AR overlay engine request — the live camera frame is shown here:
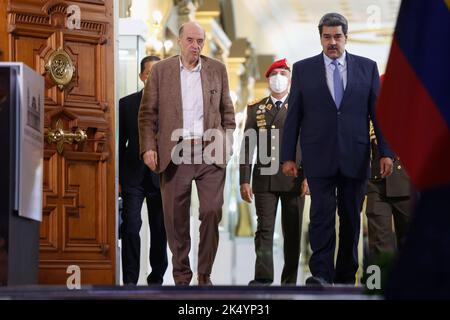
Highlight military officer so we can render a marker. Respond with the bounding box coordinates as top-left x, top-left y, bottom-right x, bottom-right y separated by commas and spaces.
240, 59, 305, 285
366, 119, 412, 258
